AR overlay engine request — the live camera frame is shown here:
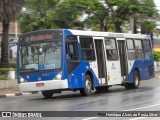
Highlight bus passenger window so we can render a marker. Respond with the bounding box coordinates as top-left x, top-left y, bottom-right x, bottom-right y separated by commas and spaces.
105, 38, 118, 60
143, 39, 151, 54
127, 39, 136, 60
135, 39, 144, 59
80, 37, 96, 61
